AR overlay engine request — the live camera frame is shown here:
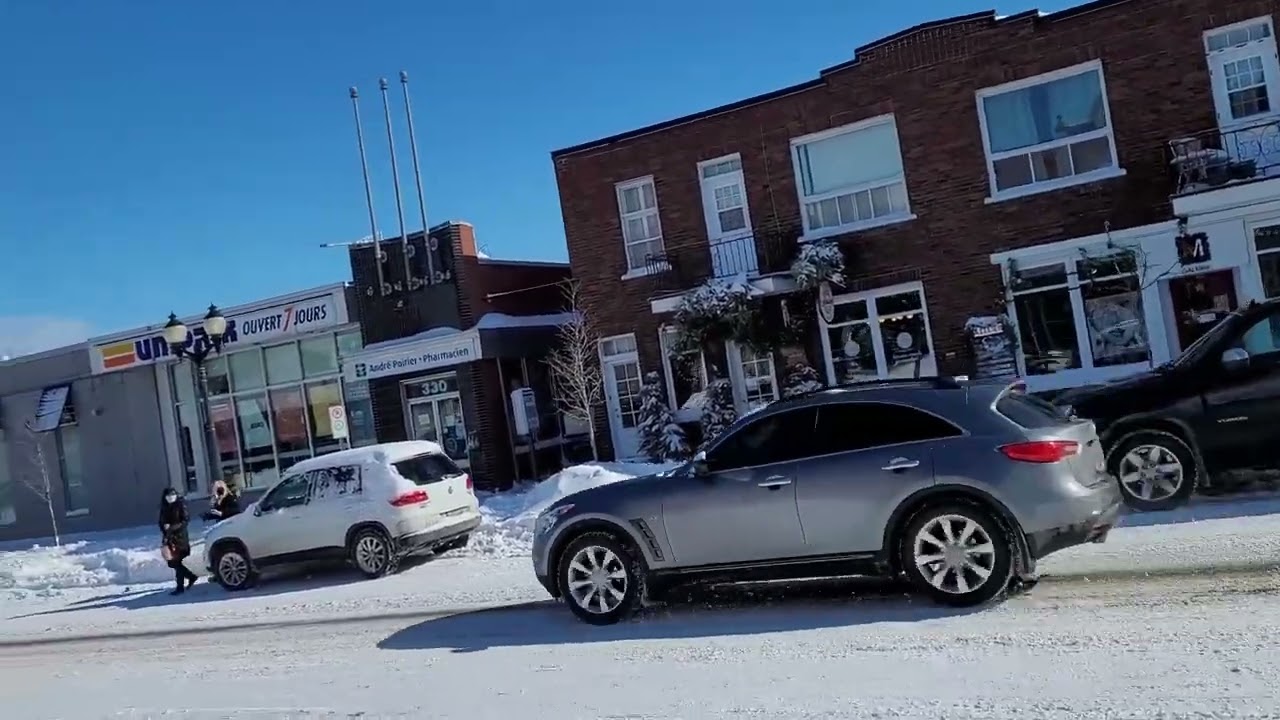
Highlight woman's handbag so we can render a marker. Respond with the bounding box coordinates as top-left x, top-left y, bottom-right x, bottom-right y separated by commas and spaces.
160, 542, 174, 562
